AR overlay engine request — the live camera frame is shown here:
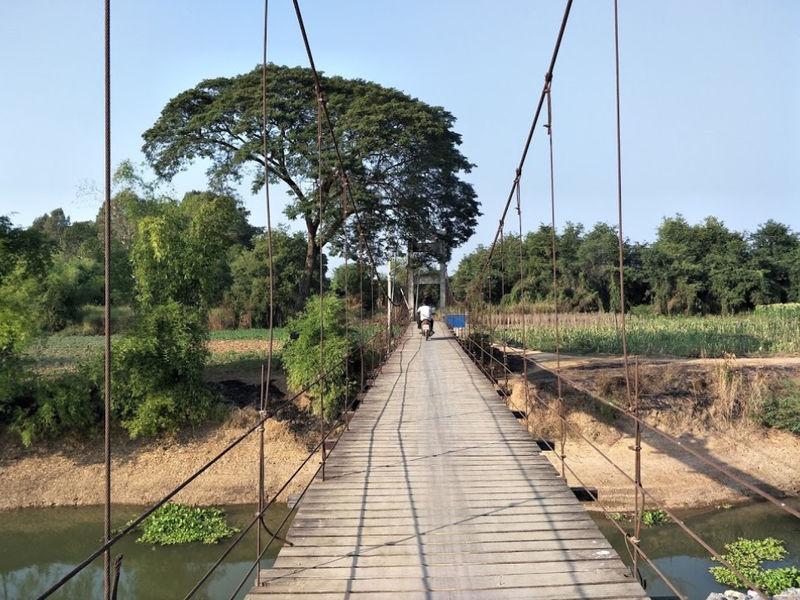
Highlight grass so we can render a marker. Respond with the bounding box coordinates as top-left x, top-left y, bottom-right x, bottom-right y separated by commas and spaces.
496, 311, 800, 358
209, 328, 287, 341
25, 328, 288, 373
